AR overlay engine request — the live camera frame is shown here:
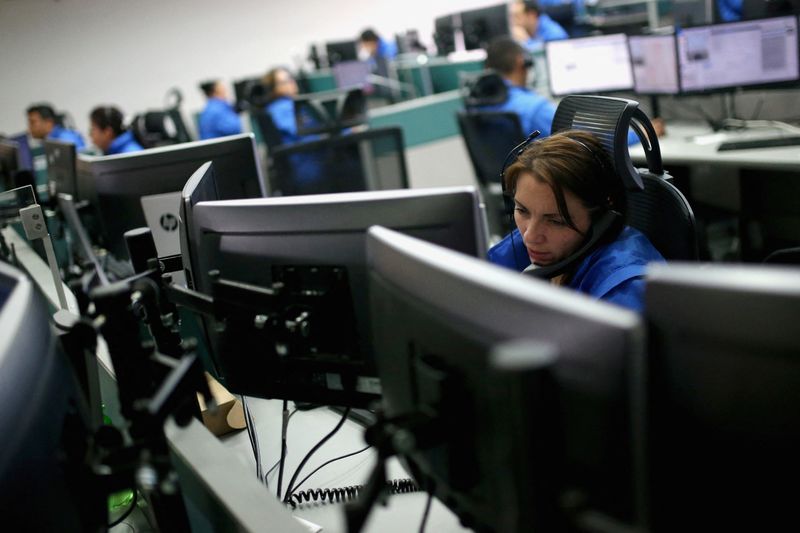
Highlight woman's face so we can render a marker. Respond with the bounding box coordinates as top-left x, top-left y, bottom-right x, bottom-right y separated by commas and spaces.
513, 171, 592, 266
